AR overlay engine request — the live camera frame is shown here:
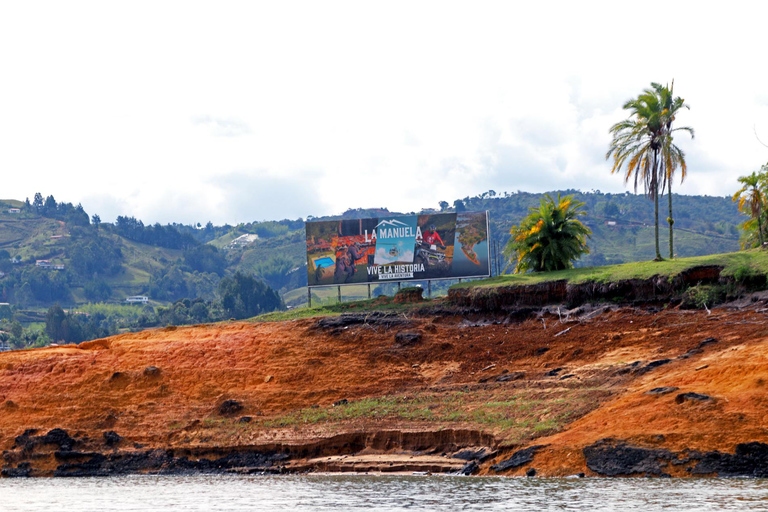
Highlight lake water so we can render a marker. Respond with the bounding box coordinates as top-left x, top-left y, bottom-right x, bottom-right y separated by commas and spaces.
3, 475, 768, 511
